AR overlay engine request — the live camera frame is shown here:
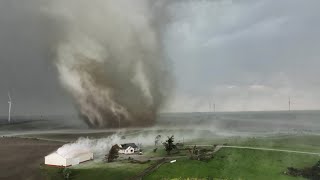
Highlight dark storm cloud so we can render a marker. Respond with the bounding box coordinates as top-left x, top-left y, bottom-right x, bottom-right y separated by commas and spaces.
0, 0, 74, 116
